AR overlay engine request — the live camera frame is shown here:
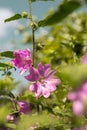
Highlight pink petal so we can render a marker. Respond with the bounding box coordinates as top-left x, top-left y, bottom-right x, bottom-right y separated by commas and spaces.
17, 101, 30, 114
81, 81, 87, 93
77, 91, 87, 102
29, 82, 42, 98
20, 68, 27, 75
25, 67, 39, 81
68, 92, 77, 101
73, 100, 84, 115
46, 69, 57, 80
38, 63, 50, 77
81, 53, 87, 65
42, 86, 50, 98
46, 78, 60, 92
